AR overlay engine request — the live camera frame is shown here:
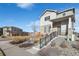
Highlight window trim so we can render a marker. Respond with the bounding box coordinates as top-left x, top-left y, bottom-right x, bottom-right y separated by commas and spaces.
45, 16, 50, 21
